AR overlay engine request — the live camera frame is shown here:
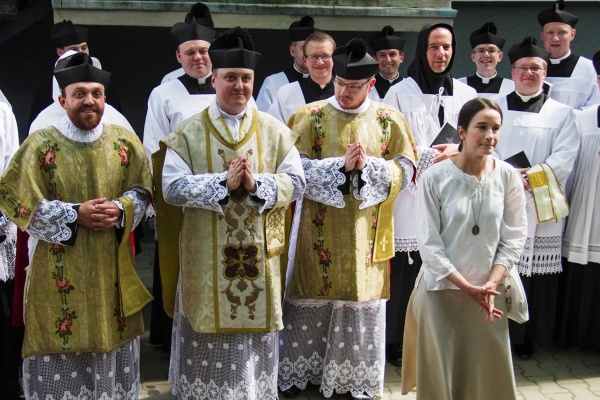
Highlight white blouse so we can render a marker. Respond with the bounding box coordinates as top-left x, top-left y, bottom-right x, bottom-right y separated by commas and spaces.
416, 158, 527, 291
